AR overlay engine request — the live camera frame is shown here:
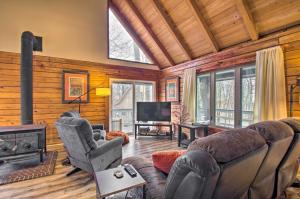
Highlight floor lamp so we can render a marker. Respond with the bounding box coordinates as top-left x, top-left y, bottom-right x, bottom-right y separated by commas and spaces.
289, 77, 300, 188
68, 87, 111, 113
